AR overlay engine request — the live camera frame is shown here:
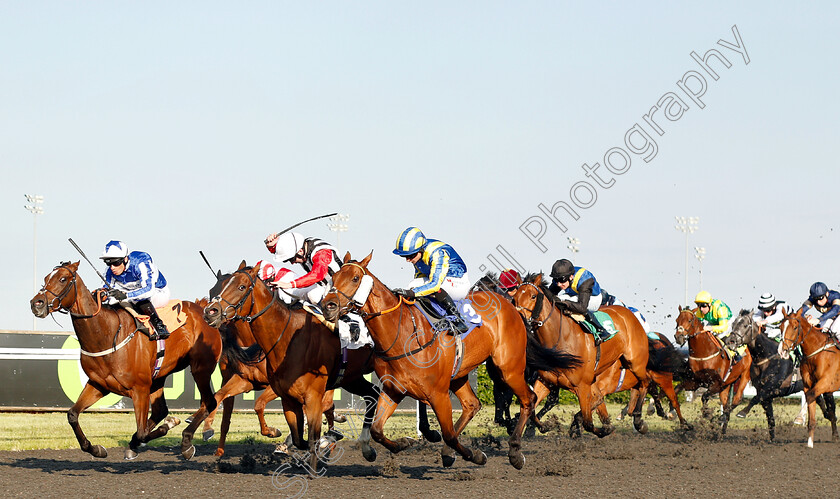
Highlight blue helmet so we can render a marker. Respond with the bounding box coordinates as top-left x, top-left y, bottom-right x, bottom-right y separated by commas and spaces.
393, 227, 426, 256
810, 282, 829, 301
